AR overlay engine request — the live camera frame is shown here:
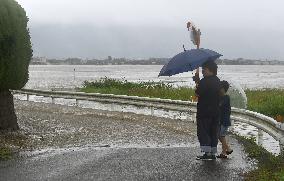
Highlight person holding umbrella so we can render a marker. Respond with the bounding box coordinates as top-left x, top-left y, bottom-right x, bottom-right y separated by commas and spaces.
158, 21, 222, 160
195, 60, 221, 160
187, 21, 221, 160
